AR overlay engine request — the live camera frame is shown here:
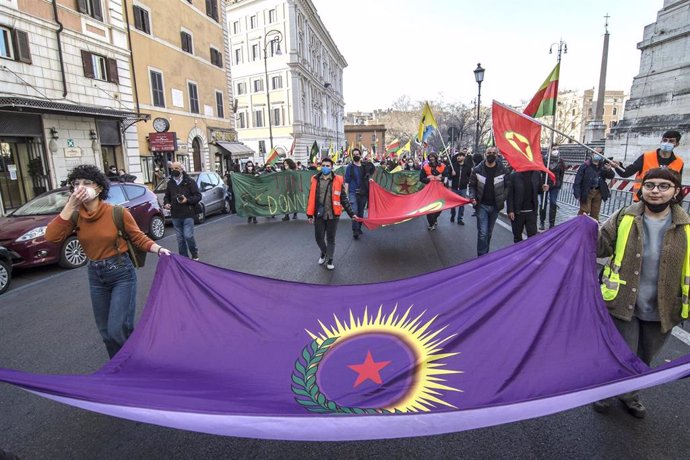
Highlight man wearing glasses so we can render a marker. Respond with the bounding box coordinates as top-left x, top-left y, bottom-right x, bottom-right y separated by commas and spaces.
163, 162, 202, 261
